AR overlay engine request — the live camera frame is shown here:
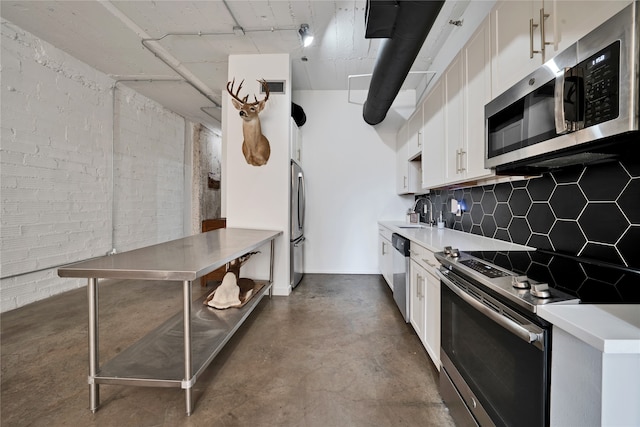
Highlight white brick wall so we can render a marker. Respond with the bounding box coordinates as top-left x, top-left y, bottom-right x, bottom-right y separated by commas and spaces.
1, 21, 188, 312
